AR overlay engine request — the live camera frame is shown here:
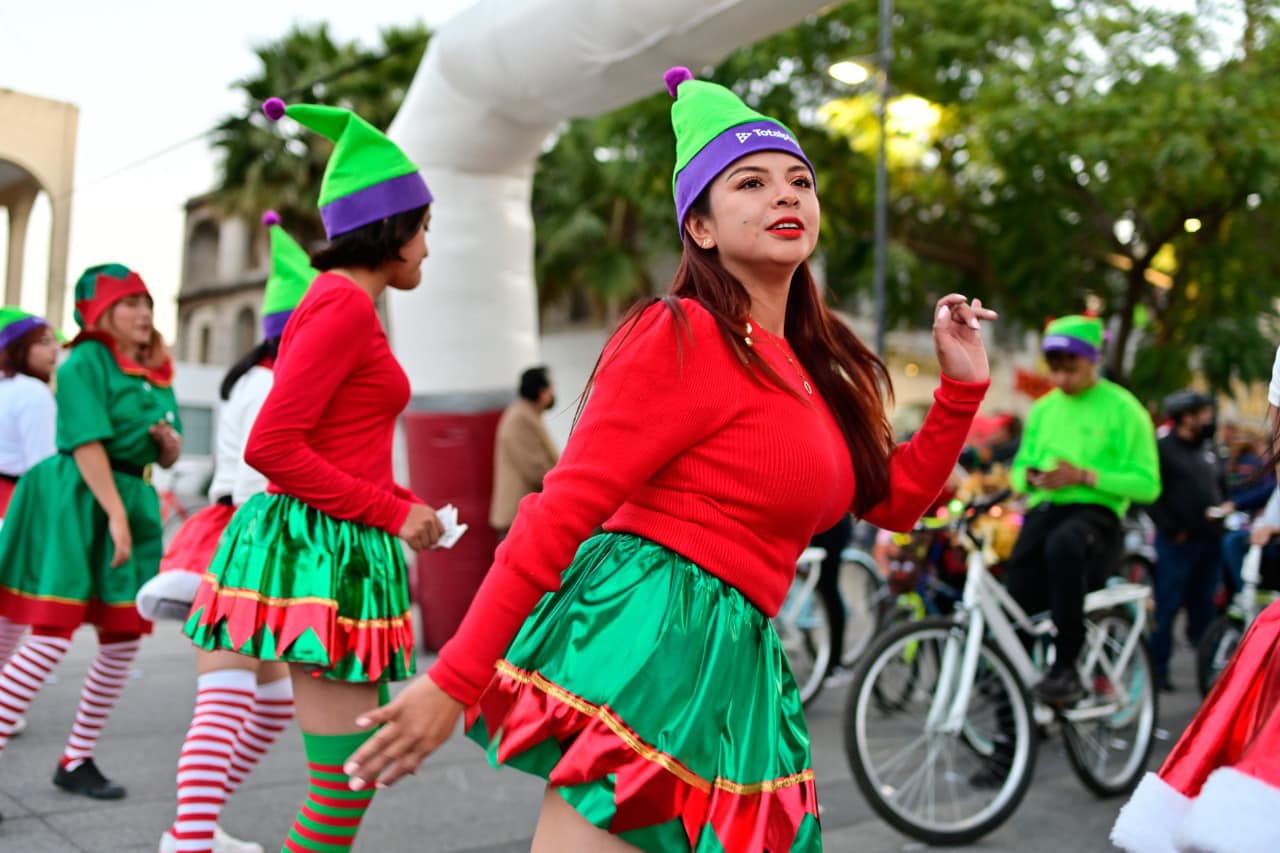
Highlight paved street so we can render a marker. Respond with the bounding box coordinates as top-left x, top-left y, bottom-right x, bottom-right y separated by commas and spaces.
0, 620, 1199, 852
